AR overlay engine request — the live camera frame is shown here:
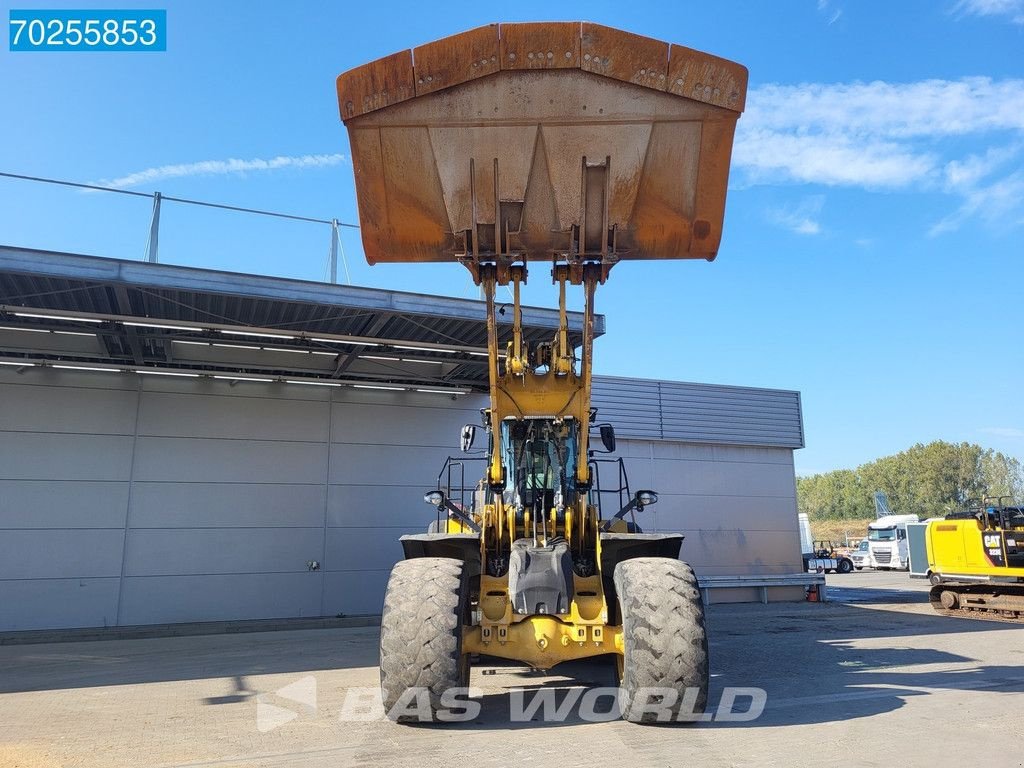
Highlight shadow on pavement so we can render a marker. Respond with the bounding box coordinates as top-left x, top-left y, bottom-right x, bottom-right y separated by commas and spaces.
2, 580, 1022, 736
0, 625, 380, 694
443, 598, 1024, 729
